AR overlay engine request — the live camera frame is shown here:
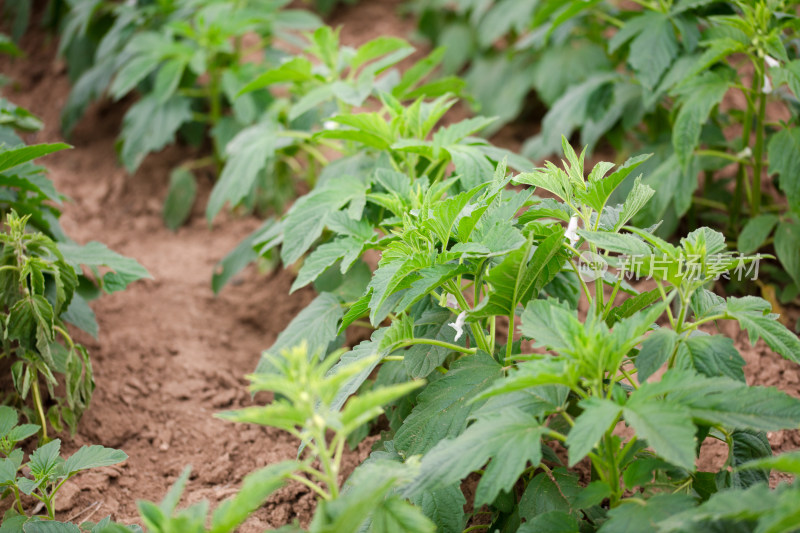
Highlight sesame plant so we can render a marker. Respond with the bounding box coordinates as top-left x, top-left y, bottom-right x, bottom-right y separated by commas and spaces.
0, 406, 132, 529
204, 25, 467, 229
253, 137, 800, 531
57, 0, 320, 229
135, 343, 430, 533
210, 28, 524, 291
410, 0, 800, 306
